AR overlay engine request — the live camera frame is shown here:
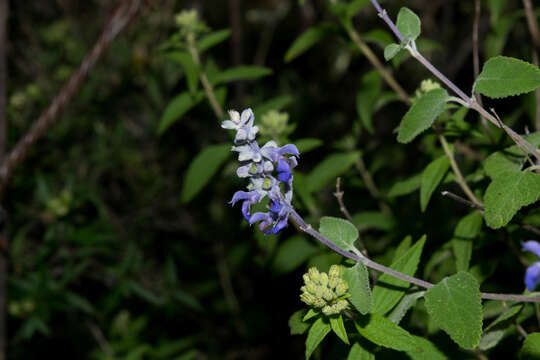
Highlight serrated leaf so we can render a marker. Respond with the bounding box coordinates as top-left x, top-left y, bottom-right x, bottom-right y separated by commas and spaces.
347, 341, 375, 360
384, 43, 402, 61
484, 170, 540, 229
520, 332, 540, 359
484, 132, 540, 179
371, 236, 426, 314
474, 56, 540, 98
158, 92, 204, 134
397, 89, 449, 143
396, 7, 421, 41
180, 144, 231, 203
295, 138, 323, 153
408, 336, 448, 360
166, 52, 200, 94
424, 271, 483, 349
420, 156, 450, 212
342, 262, 372, 314
330, 315, 349, 344
289, 309, 310, 335
354, 313, 418, 352
197, 29, 231, 52
452, 212, 483, 272
387, 290, 425, 324
305, 318, 331, 360
272, 236, 319, 275
388, 173, 422, 197
306, 152, 360, 192
284, 23, 336, 62
212, 66, 272, 85
319, 217, 358, 252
